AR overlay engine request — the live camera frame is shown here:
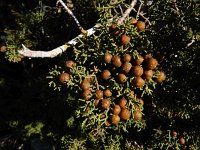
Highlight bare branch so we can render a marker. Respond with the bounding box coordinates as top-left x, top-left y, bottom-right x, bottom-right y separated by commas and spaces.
136, 0, 143, 20
18, 24, 100, 58
57, 0, 81, 28
186, 36, 195, 48
132, 8, 151, 25
118, 4, 124, 16
117, 0, 137, 25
